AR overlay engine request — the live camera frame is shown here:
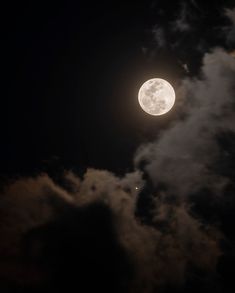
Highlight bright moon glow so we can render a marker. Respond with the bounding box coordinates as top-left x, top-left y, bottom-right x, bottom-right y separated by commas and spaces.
138, 78, 175, 116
